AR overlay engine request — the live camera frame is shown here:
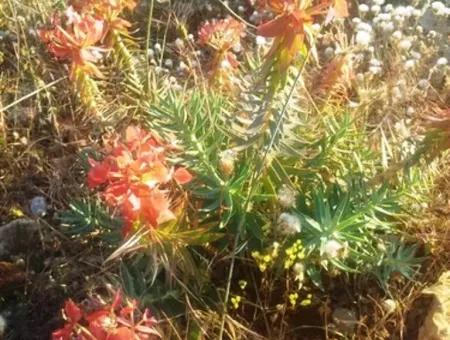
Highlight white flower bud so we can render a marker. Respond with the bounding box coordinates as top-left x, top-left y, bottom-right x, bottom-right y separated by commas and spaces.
382, 22, 395, 33
357, 22, 372, 32
355, 31, 372, 47
404, 59, 415, 69
174, 38, 184, 49
417, 79, 429, 89
164, 59, 173, 68
359, 4, 369, 13
392, 30, 402, 39
398, 39, 412, 50
293, 262, 305, 282
371, 5, 381, 14
436, 57, 448, 66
